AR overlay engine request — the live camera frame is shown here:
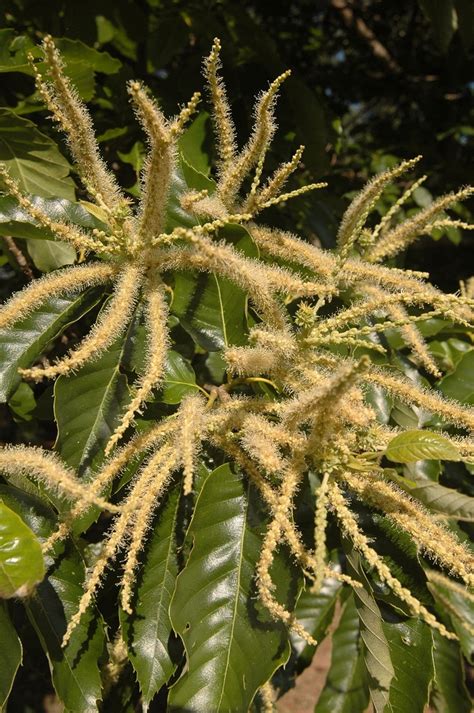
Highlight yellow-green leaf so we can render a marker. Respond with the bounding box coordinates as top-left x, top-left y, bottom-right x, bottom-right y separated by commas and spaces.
386, 430, 460, 463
